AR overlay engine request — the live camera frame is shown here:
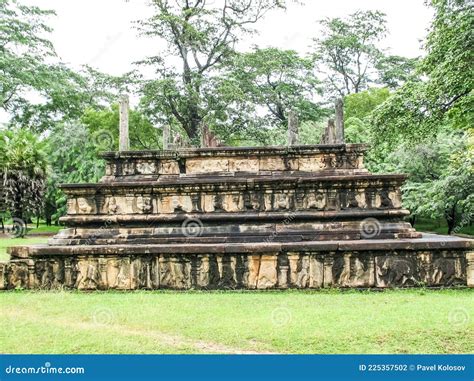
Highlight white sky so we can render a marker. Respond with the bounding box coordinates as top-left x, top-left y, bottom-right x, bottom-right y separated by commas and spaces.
2, 0, 433, 121
28, 0, 433, 73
